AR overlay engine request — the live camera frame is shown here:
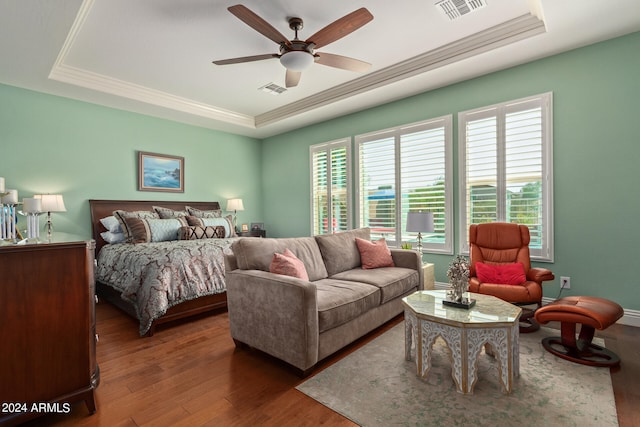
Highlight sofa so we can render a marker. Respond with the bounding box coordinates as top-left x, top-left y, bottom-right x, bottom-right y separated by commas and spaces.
224, 228, 424, 375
